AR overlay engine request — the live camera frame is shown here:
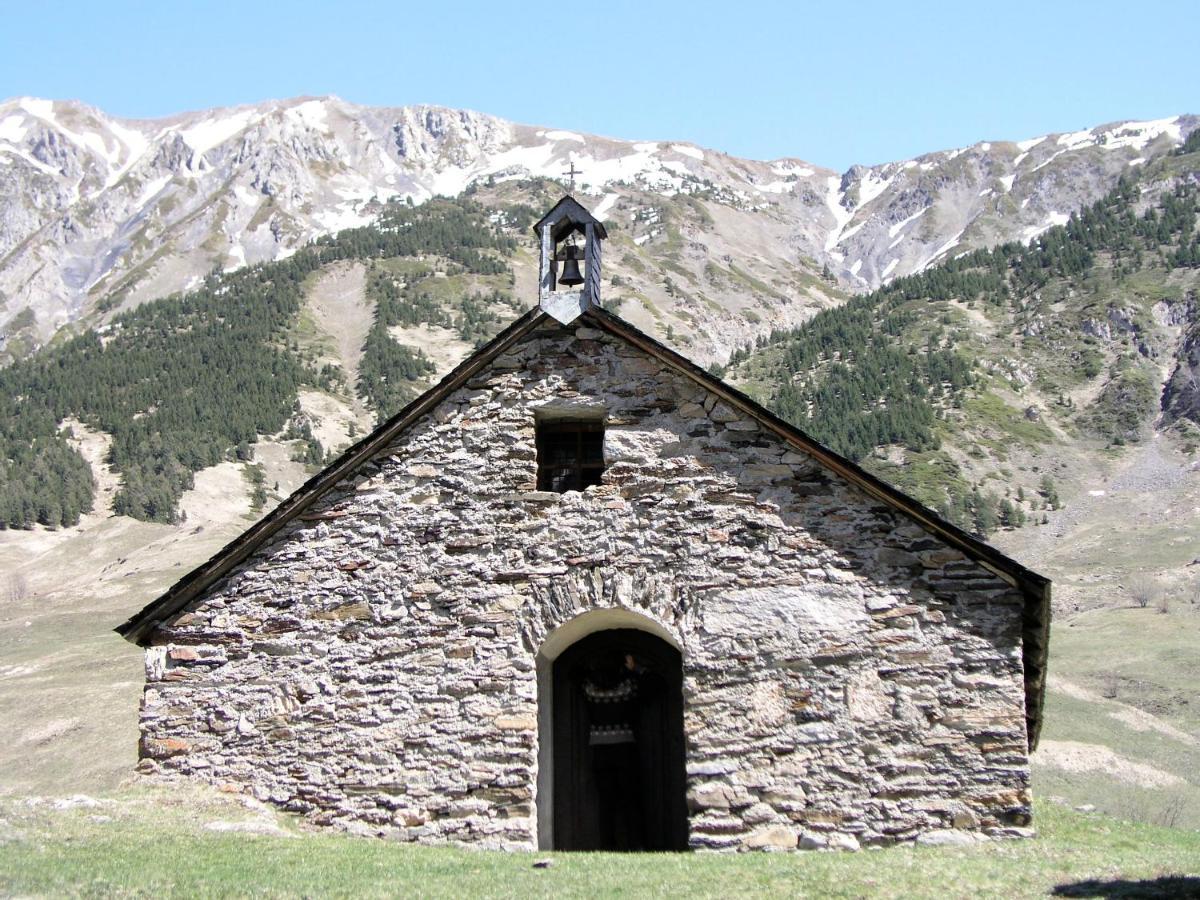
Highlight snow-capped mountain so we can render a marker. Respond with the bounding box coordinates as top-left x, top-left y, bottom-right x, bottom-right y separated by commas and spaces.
1, 95, 1194, 357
